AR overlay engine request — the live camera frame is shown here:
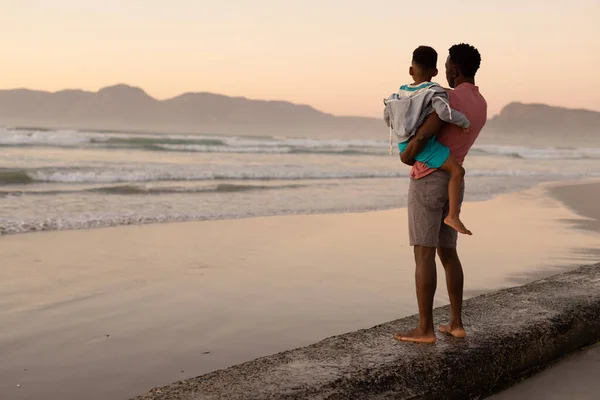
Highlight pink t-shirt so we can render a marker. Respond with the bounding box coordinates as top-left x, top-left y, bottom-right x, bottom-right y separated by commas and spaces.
410, 82, 487, 179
